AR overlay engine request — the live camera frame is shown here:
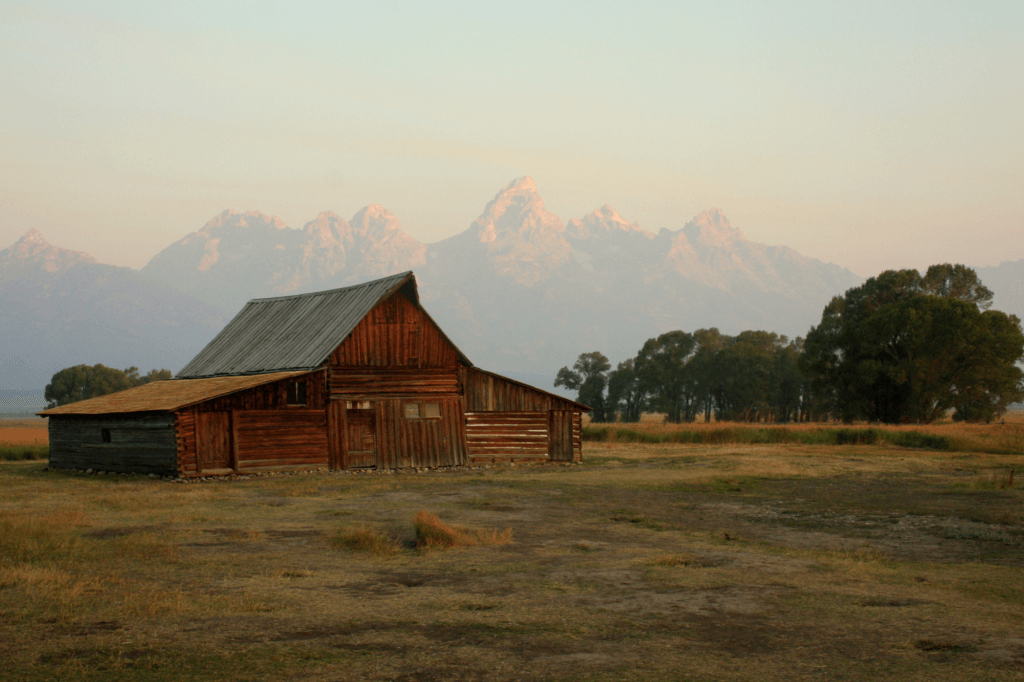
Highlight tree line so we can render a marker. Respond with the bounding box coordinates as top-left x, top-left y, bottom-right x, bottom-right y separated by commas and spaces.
556, 265, 1024, 424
